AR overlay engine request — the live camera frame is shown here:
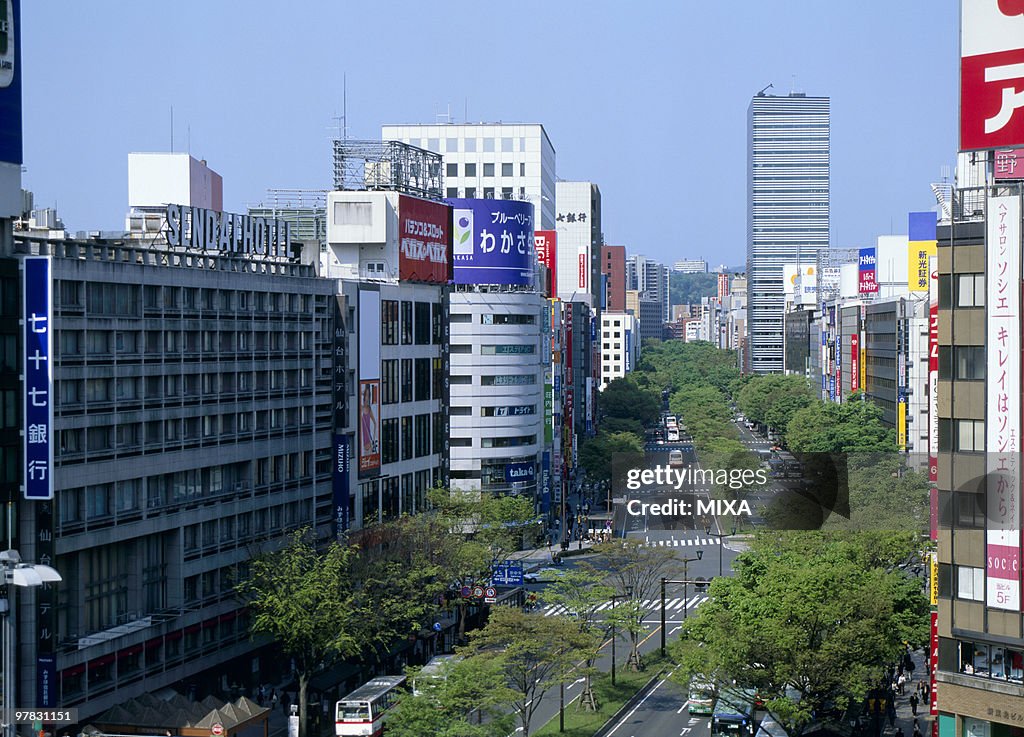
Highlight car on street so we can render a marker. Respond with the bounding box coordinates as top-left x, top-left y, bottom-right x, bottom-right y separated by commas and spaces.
523, 567, 562, 583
